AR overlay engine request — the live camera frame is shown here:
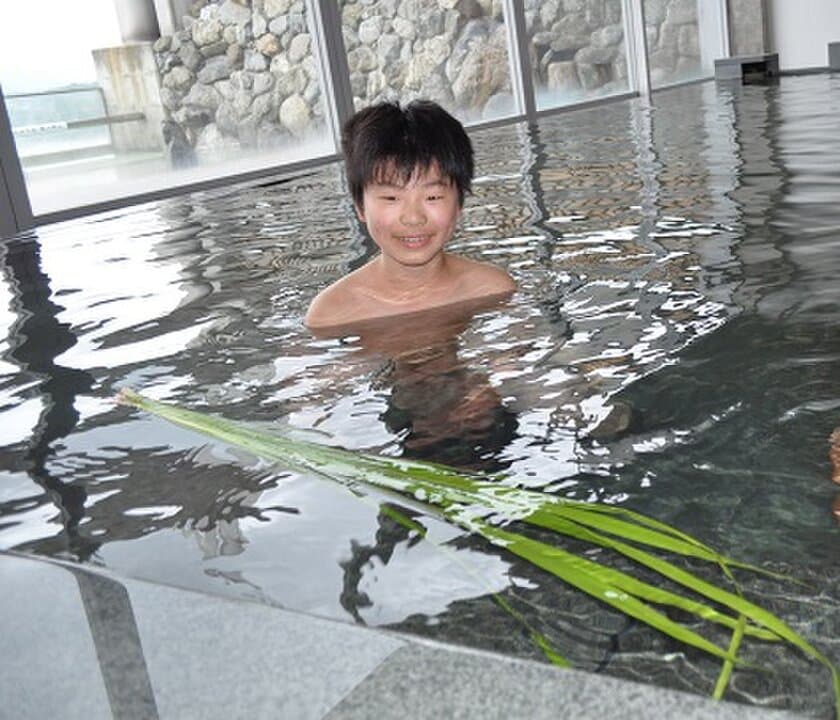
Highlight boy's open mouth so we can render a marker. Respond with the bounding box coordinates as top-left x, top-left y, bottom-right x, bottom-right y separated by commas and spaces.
398, 235, 433, 248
